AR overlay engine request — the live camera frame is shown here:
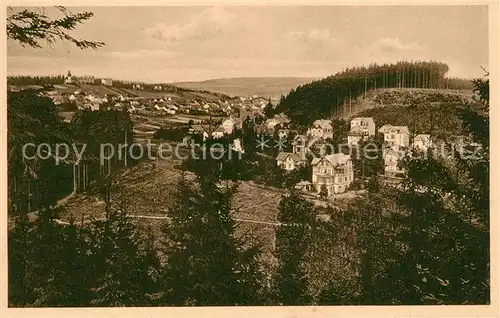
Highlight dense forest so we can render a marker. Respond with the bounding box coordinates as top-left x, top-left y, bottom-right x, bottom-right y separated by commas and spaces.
8, 75, 66, 86
275, 61, 474, 125
7, 89, 136, 214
